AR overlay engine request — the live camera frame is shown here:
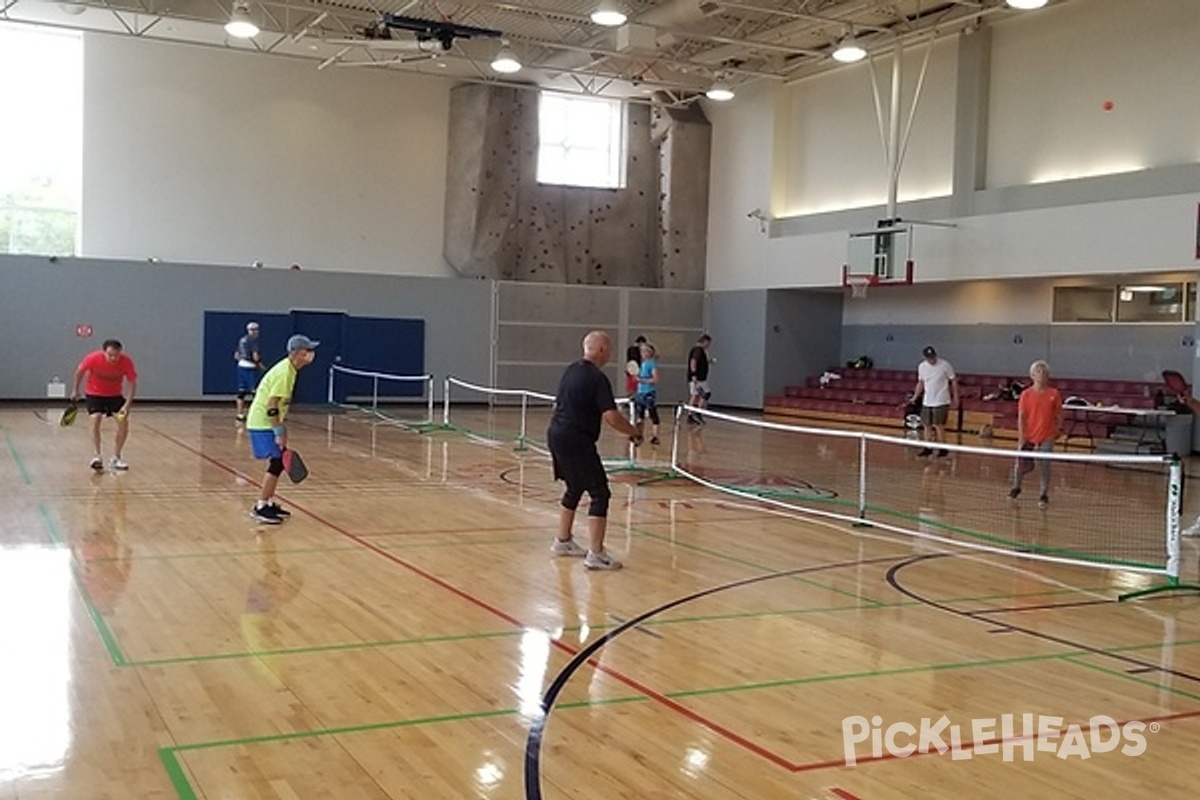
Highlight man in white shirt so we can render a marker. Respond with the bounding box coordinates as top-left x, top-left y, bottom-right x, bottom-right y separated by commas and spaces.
911, 345, 959, 457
